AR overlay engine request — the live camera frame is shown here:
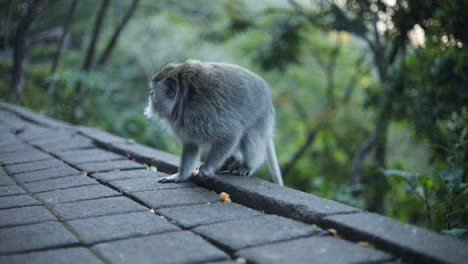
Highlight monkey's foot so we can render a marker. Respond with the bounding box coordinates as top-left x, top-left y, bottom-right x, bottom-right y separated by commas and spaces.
196, 164, 213, 181
158, 174, 189, 183
235, 164, 251, 176
218, 156, 242, 173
